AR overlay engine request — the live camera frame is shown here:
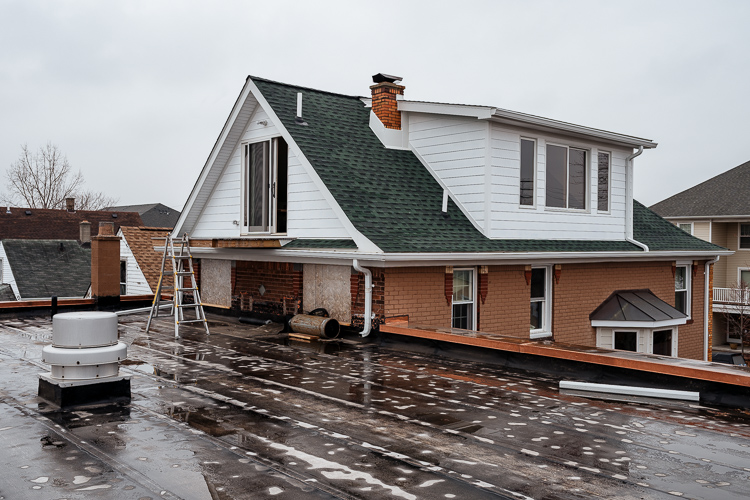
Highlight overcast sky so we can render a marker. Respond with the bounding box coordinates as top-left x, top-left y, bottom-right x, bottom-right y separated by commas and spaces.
1, 0, 748, 213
